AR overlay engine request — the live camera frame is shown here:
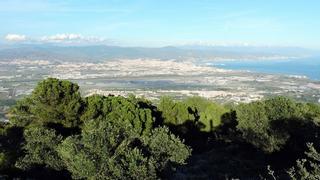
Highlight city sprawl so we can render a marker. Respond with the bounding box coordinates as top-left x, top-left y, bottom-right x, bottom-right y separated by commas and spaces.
1, 59, 319, 108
